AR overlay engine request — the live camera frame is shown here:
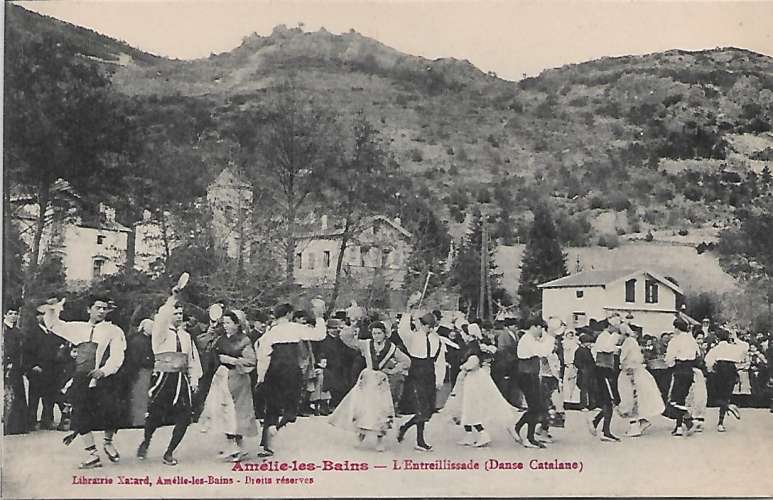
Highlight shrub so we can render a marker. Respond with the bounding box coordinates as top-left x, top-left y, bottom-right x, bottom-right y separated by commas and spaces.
410, 148, 424, 162
598, 233, 620, 249
645, 230, 654, 241
678, 229, 689, 236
